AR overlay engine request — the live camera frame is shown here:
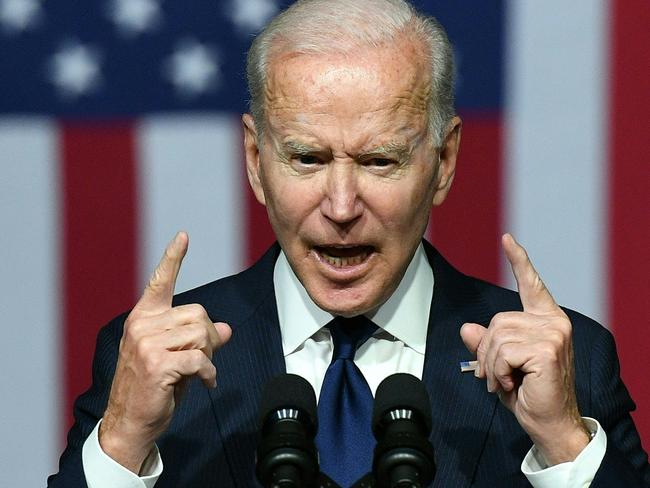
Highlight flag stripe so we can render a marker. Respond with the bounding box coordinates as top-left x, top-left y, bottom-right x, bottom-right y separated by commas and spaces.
62, 122, 139, 429
243, 124, 277, 265
428, 115, 502, 285
137, 115, 246, 295
504, 0, 608, 322
0, 119, 61, 484
245, 187, 277, 265
608, 0, 650, 450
